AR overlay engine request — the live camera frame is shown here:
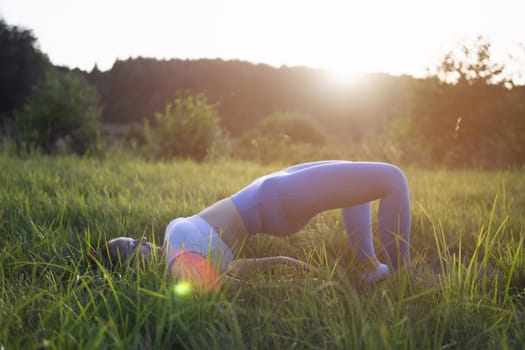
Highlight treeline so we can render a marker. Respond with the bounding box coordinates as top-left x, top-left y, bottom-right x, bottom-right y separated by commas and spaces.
85, 53, 525, 167
1, 17, 524, 167
87, 58, 406, 137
